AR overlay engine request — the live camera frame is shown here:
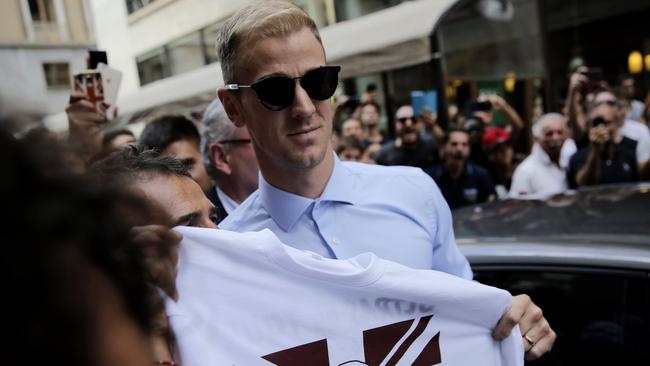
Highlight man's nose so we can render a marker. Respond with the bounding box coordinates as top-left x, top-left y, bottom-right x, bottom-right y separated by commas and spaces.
291, 82, 316, 118
198, 216, 218, 229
